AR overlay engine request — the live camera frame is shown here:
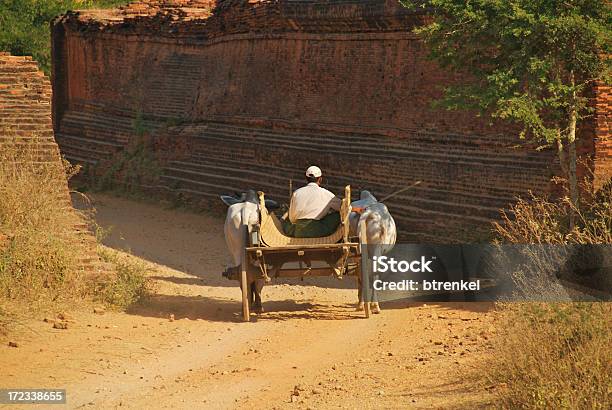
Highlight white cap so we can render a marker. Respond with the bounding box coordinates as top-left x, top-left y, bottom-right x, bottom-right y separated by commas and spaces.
305, 165, 322, 178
